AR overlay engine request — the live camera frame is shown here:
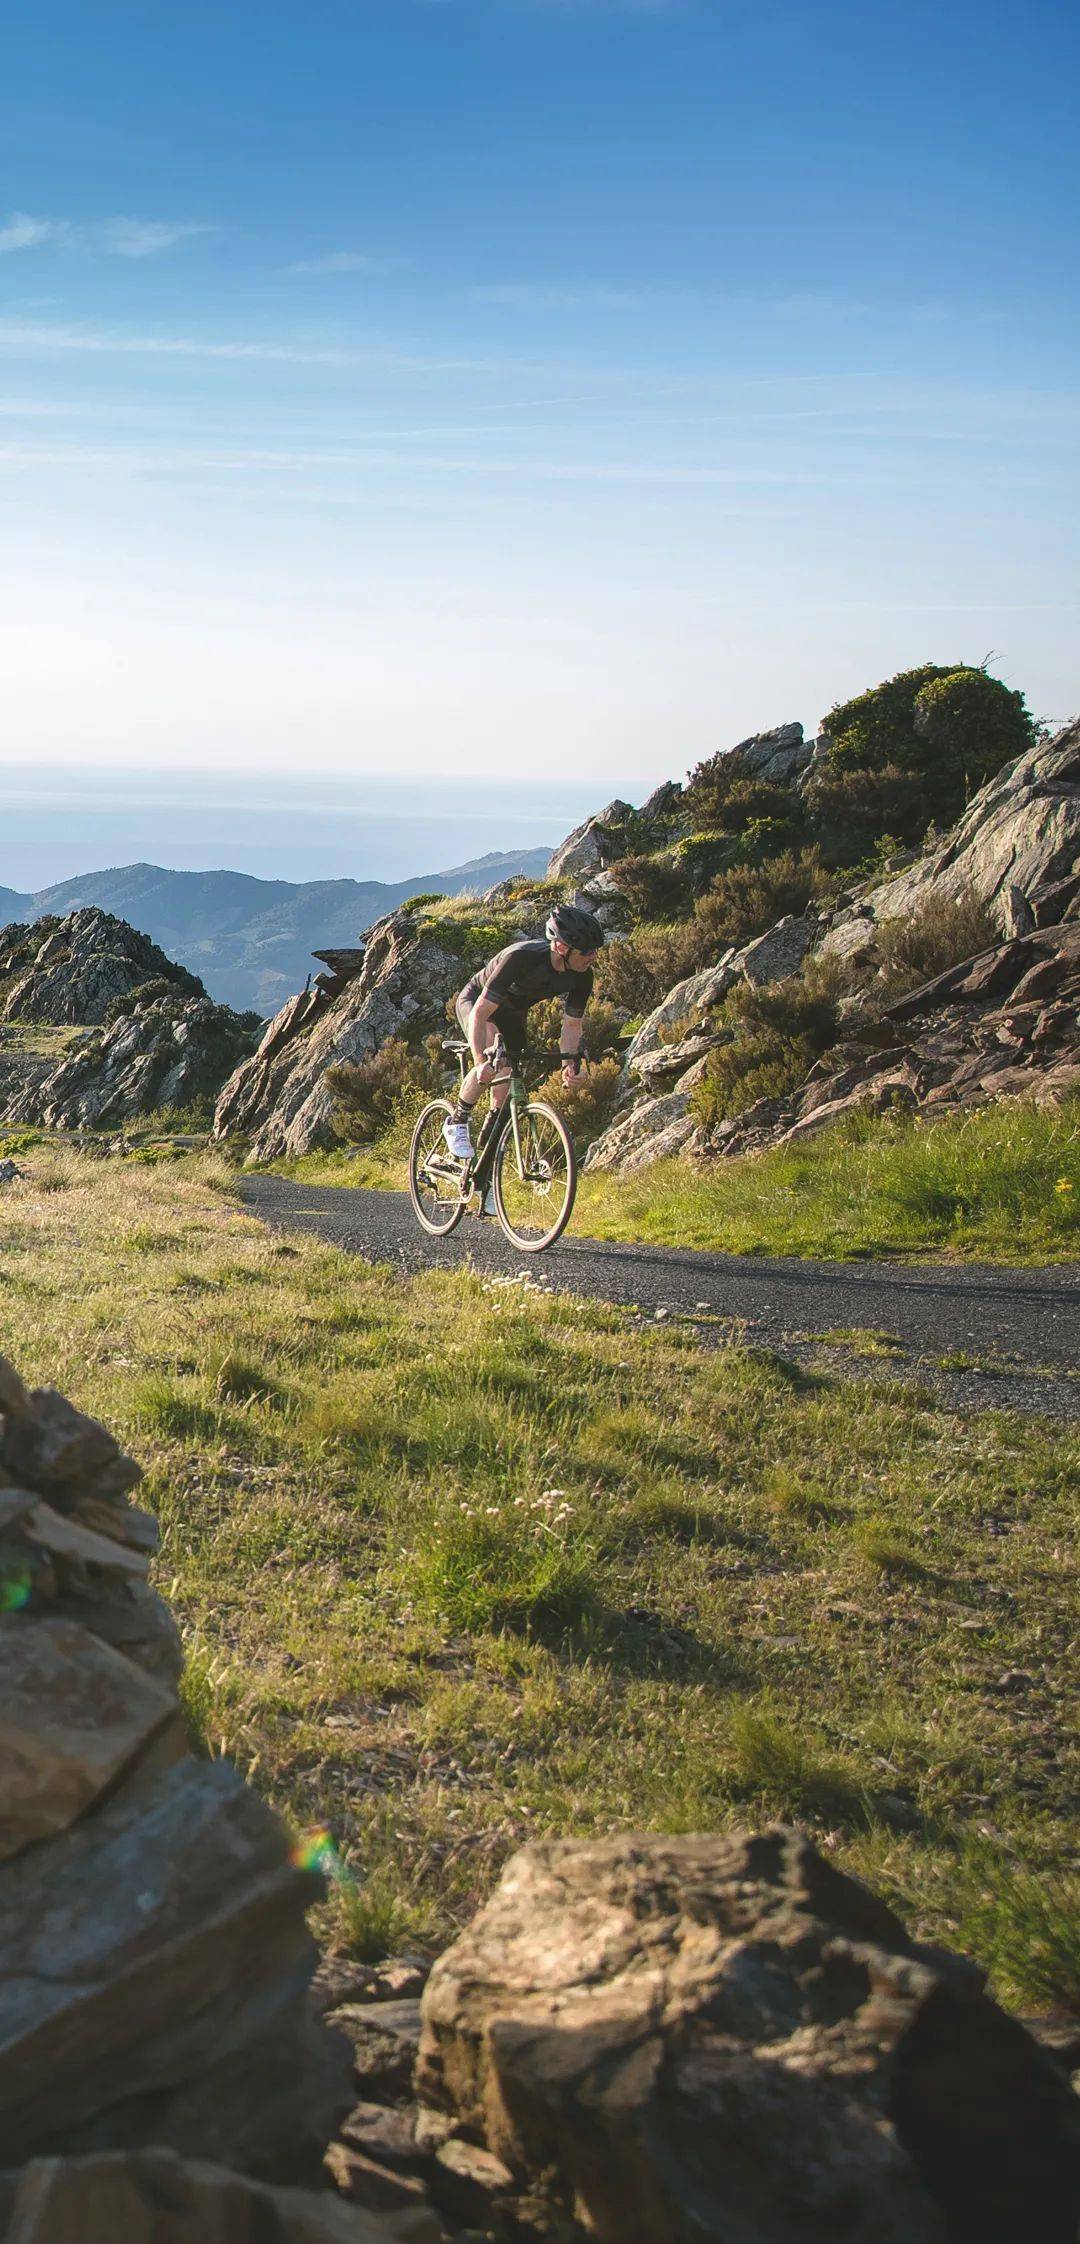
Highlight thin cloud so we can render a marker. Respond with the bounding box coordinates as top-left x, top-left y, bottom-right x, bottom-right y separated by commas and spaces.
287, 250, 407, 276
99, 219, 215, 259
474, 282, 643, 310
0, 211, 213, 259
0, 213, 69, 253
